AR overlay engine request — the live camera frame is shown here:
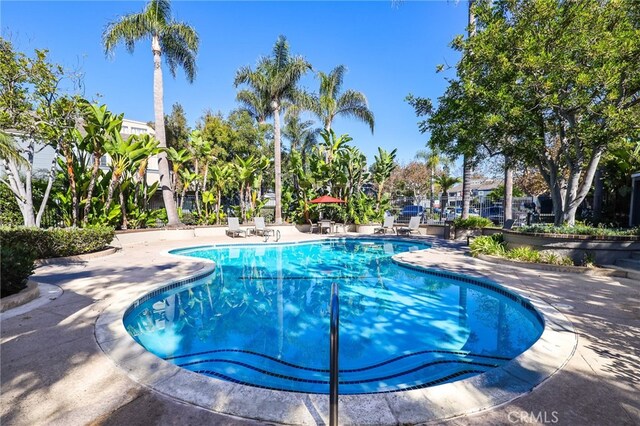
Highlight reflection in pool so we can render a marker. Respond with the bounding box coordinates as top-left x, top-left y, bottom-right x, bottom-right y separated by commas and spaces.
124, 239, 543, 394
